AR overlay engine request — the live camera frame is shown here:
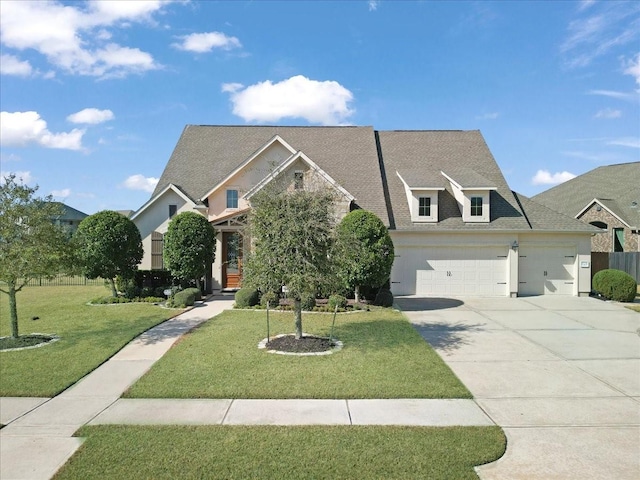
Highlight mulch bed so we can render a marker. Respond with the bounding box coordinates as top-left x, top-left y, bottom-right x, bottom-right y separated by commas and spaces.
266, 335, 336, 353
